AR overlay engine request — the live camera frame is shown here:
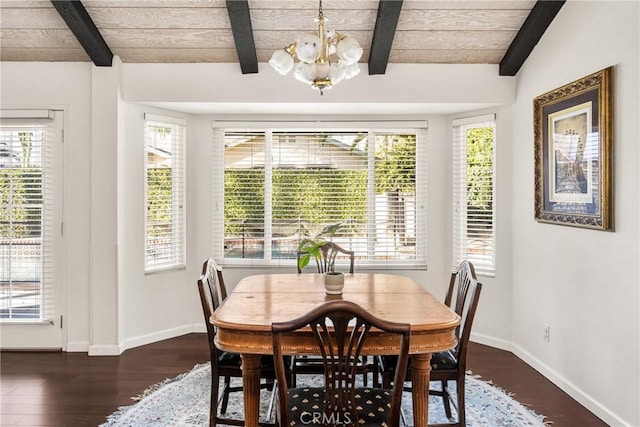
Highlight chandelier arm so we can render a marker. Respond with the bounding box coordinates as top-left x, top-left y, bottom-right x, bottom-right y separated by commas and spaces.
332, 32, 347, 43
284, 43, 296, 57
